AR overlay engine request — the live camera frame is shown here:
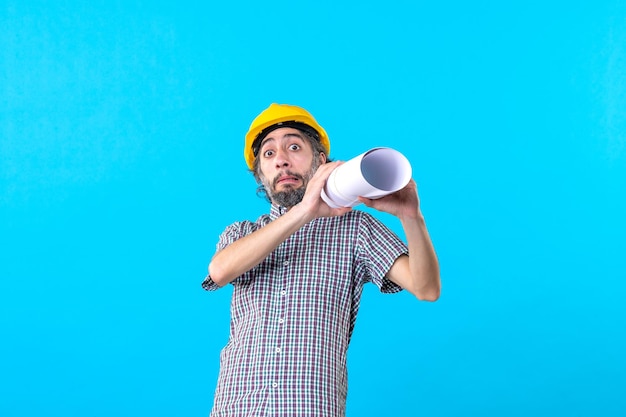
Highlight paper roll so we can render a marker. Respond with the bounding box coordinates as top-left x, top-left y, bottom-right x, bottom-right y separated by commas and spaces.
320, 147, 412, 208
